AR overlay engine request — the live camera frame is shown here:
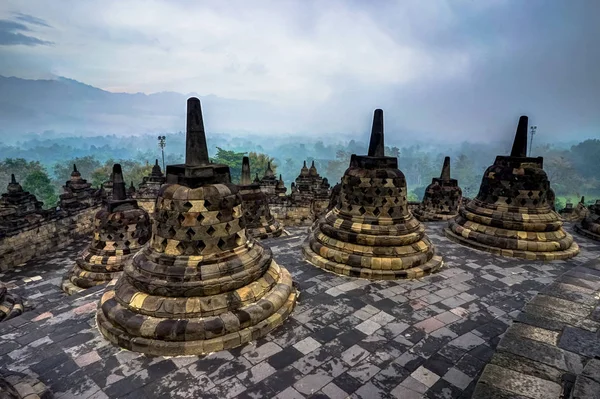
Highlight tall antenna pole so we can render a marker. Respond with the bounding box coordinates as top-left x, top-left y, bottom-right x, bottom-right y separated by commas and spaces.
528, 126, 537, 157
158, 135, 166, 171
